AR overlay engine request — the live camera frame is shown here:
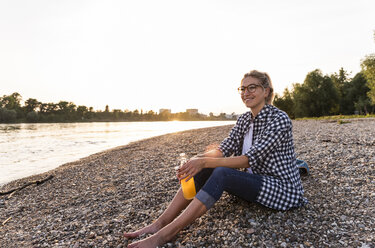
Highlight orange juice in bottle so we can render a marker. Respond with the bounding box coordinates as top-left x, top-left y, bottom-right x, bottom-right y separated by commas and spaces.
178, 153, 196, 200
181, 176, 196, 200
